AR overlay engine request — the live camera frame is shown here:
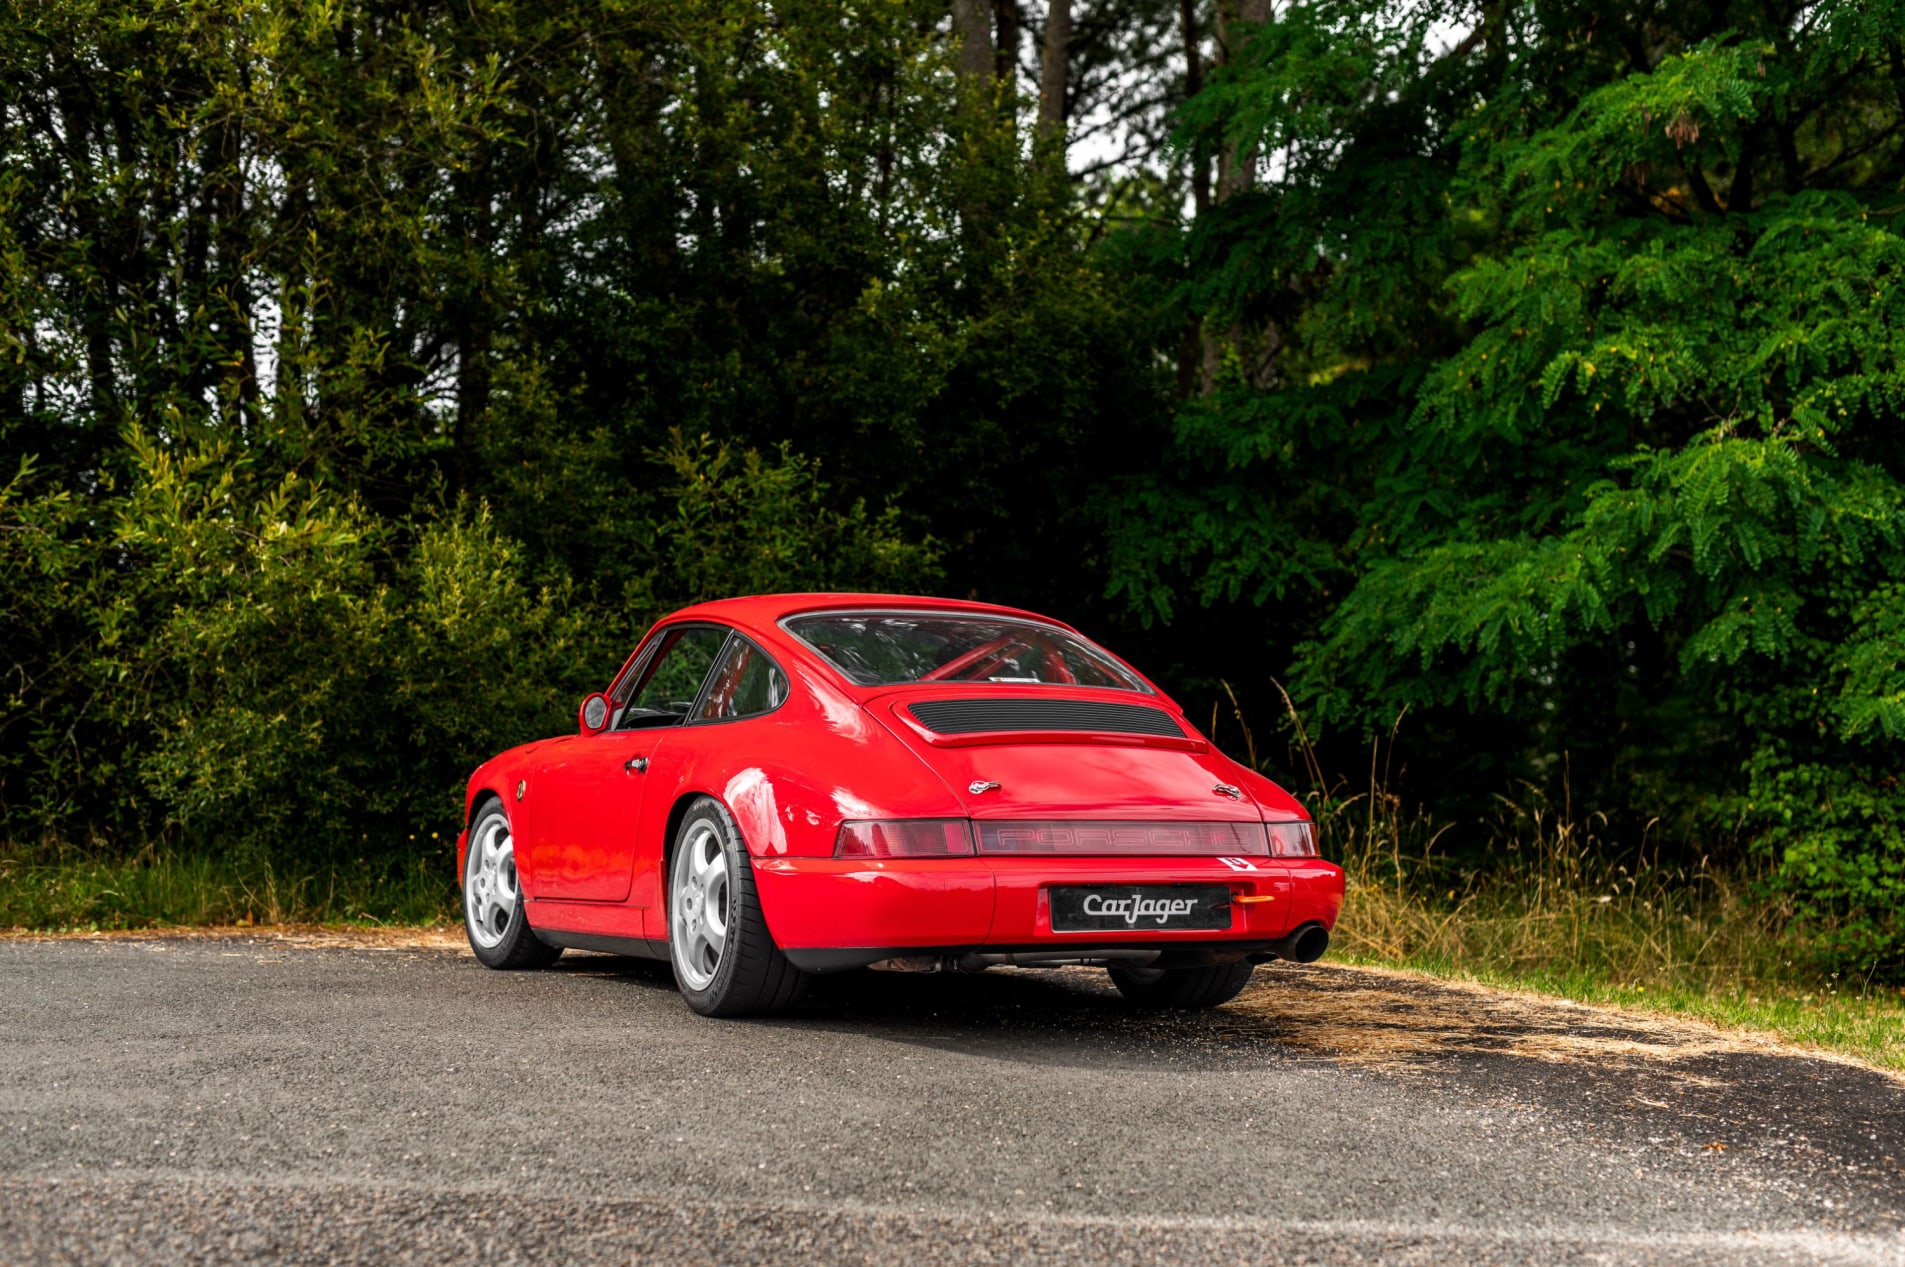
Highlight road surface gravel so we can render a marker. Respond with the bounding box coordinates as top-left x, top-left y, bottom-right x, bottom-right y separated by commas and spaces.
1, 934, 1900, 1265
